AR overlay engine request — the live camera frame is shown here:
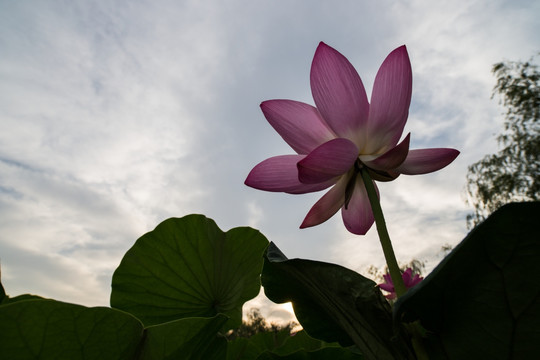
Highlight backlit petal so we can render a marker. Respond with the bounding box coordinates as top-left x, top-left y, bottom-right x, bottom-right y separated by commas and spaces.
395, 148, 459, 175
341, 178, 378, 235
360, 133, 410, 171
245, 155, 336, 194
410, 274, 423, 287
300, 175, 348, 228
365, 46, 412, 153
261, 100, 336, 154
402, 268, 412, 285
310, 42, 369, 146
298, 138, 359, 184
378, 283, 395, 292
